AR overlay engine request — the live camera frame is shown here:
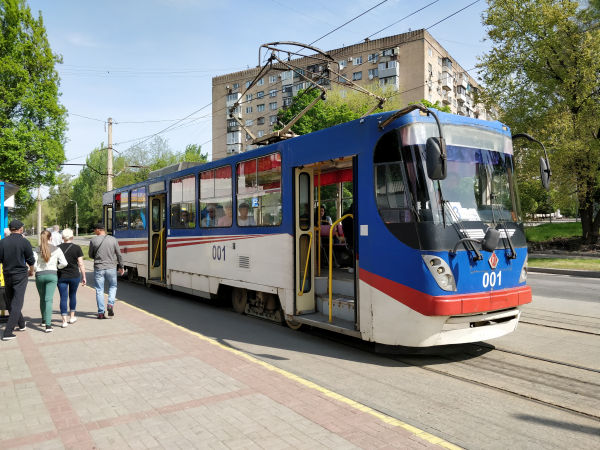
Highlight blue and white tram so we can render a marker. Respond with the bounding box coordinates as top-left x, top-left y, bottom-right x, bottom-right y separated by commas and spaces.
104, 107, 534, 348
